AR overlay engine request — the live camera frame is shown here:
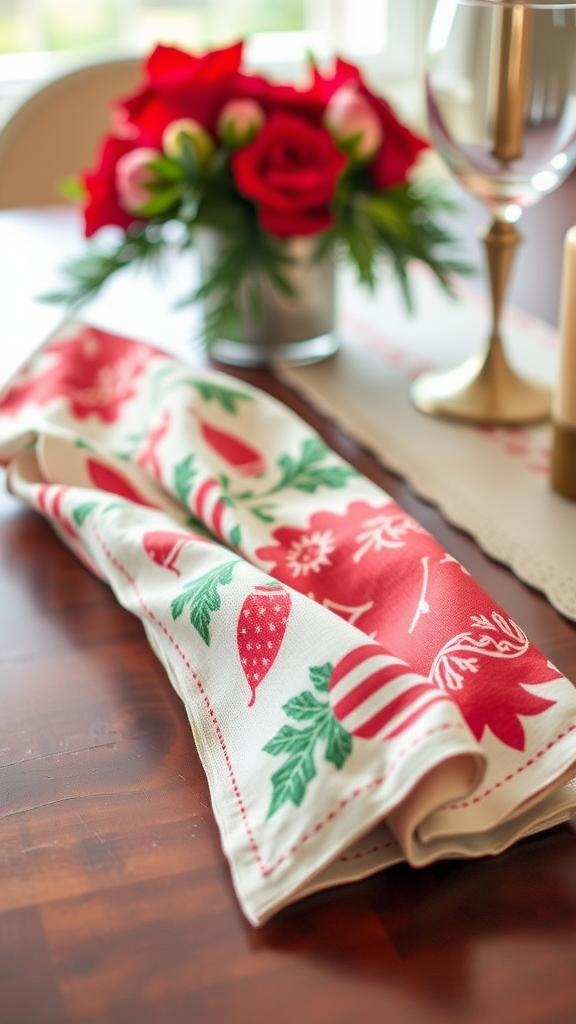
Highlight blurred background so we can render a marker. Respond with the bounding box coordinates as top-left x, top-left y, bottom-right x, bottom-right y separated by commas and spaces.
0, 0, 435, 125
0, 0, 573, 325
